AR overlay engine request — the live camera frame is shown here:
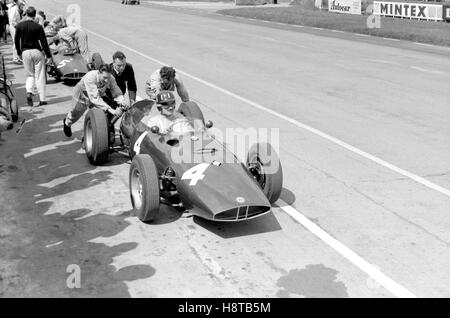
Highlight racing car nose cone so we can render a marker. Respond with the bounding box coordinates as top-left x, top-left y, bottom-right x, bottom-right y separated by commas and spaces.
236, 197, 246, 204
